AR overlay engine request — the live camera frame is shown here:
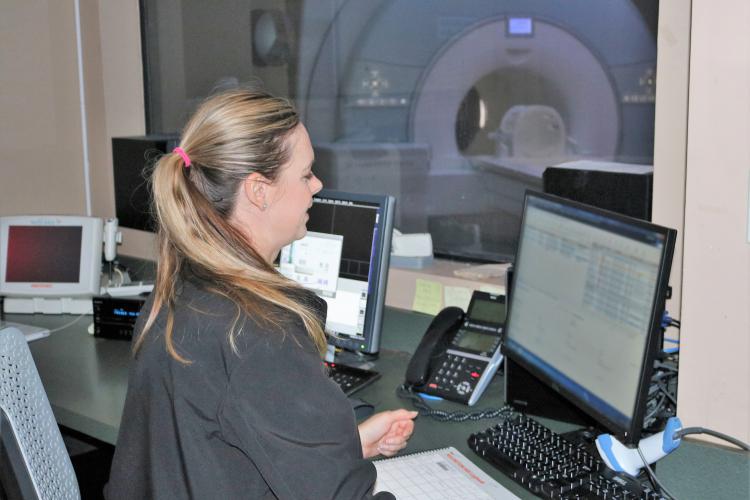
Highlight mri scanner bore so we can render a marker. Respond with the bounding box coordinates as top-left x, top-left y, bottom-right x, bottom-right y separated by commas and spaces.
141, 0, 659, 262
